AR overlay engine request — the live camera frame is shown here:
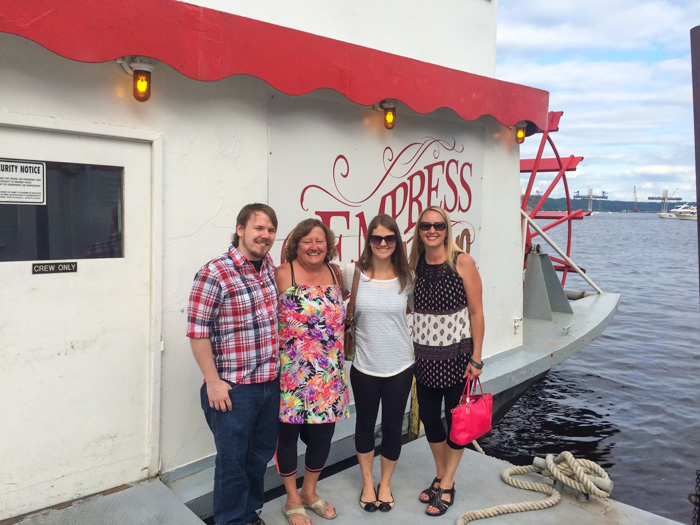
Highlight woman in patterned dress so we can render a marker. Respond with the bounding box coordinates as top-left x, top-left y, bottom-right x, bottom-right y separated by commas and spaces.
275, 218, 350, 525
408, 206, 485, 517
